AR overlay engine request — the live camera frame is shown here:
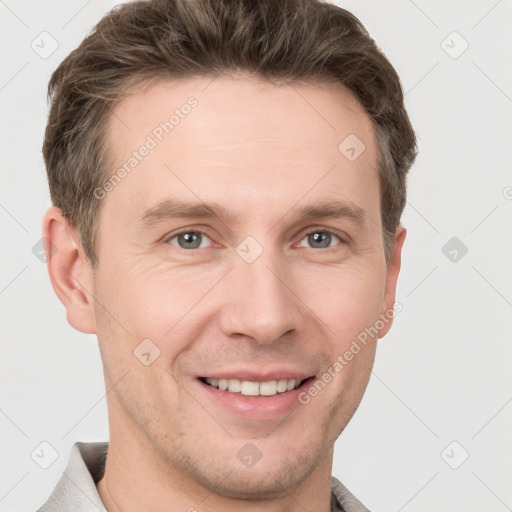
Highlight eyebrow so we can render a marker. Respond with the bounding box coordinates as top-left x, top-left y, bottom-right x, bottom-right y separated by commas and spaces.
137, 198, 367, 229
